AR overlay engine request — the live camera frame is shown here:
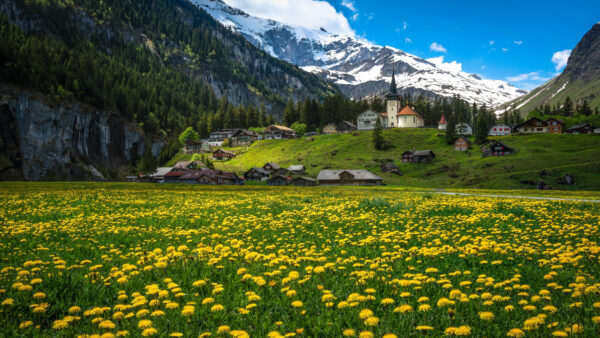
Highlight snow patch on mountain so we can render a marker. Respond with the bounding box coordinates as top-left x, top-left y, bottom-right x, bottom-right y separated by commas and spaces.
191, 0, 527, 107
